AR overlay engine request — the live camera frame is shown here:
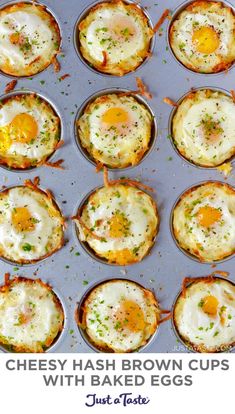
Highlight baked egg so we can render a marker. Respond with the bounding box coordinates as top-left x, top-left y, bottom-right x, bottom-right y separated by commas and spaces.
169, 1, 235, 73
172, 182, 235, 262
0, 182, 64, 264
77, 92, 154, 168
0, 2, 61, 77
74, 180, 159, 265
77, 279, 161, 352
0, 275, 64, 353
77, 0, 153, 76
0, 93, 61, 169
173, 276, 235, 353
171, 89, 235, 167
